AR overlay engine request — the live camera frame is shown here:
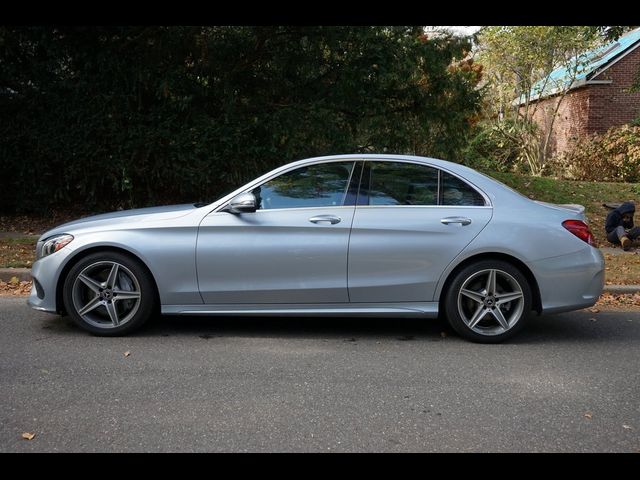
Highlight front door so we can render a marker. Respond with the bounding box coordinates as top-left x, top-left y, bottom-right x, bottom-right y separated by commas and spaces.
197, 161, 357, 304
